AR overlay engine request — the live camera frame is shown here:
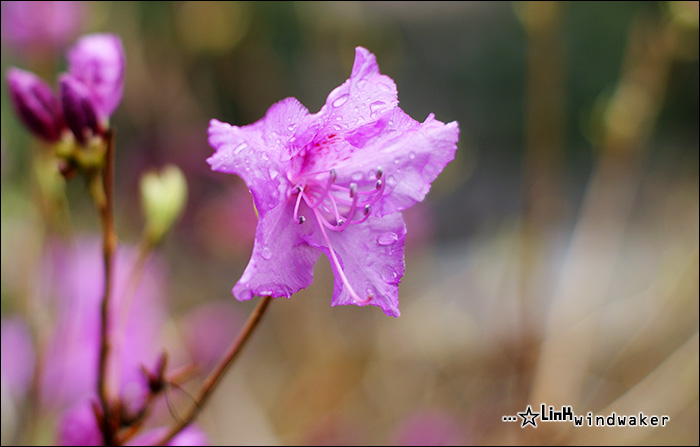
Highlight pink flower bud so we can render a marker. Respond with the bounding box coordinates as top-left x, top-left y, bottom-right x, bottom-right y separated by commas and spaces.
60, 74, 100, 144
6, 67, 65, 142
